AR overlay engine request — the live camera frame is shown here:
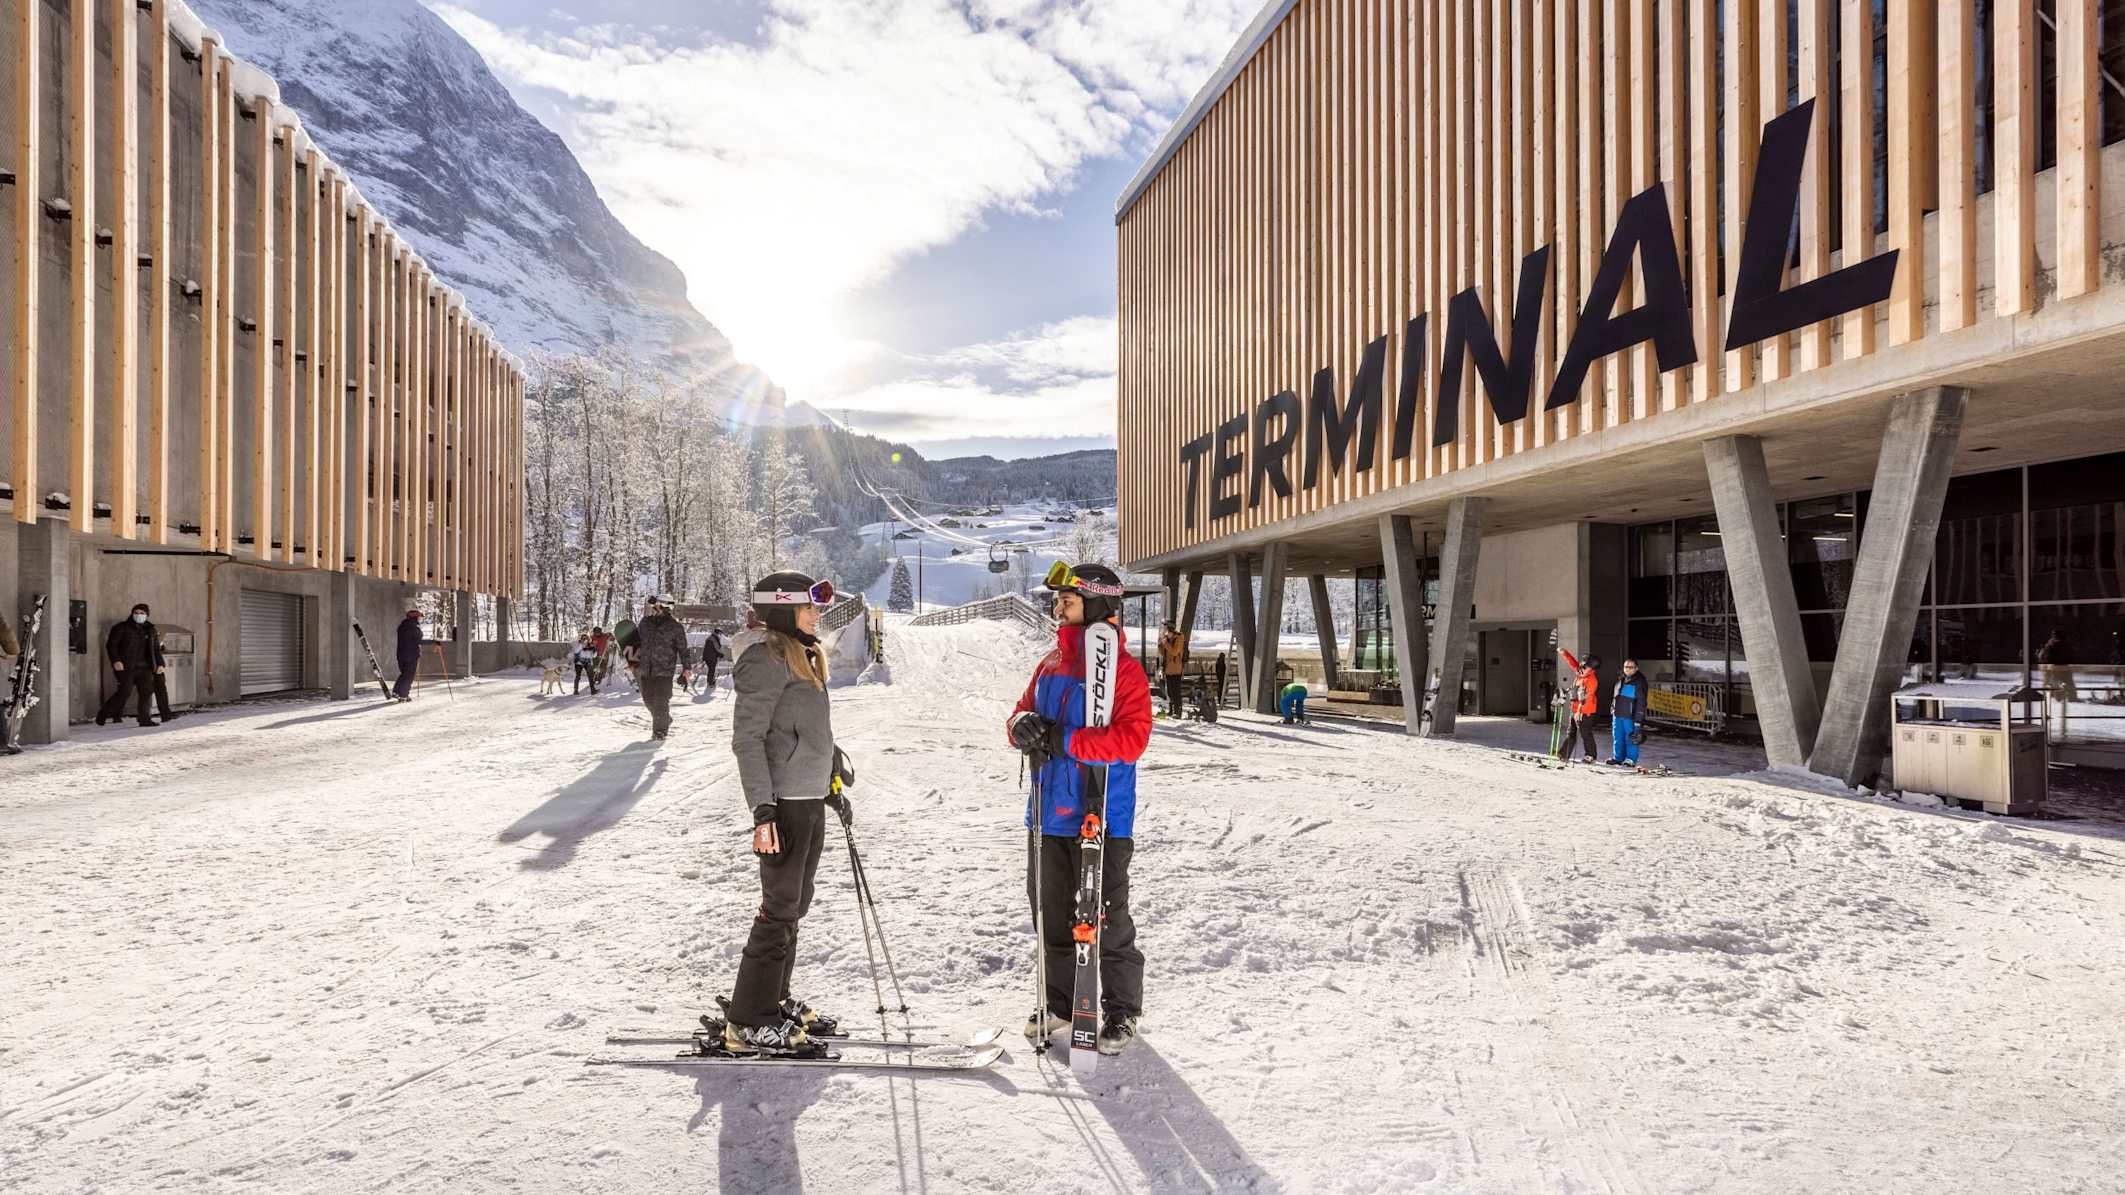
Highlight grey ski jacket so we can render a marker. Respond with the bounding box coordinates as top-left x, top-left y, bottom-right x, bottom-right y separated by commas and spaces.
730, 637, 835, 810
